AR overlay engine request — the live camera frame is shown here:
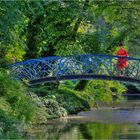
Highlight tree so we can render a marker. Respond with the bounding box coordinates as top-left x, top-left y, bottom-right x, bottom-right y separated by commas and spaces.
0, 1, 26, 61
